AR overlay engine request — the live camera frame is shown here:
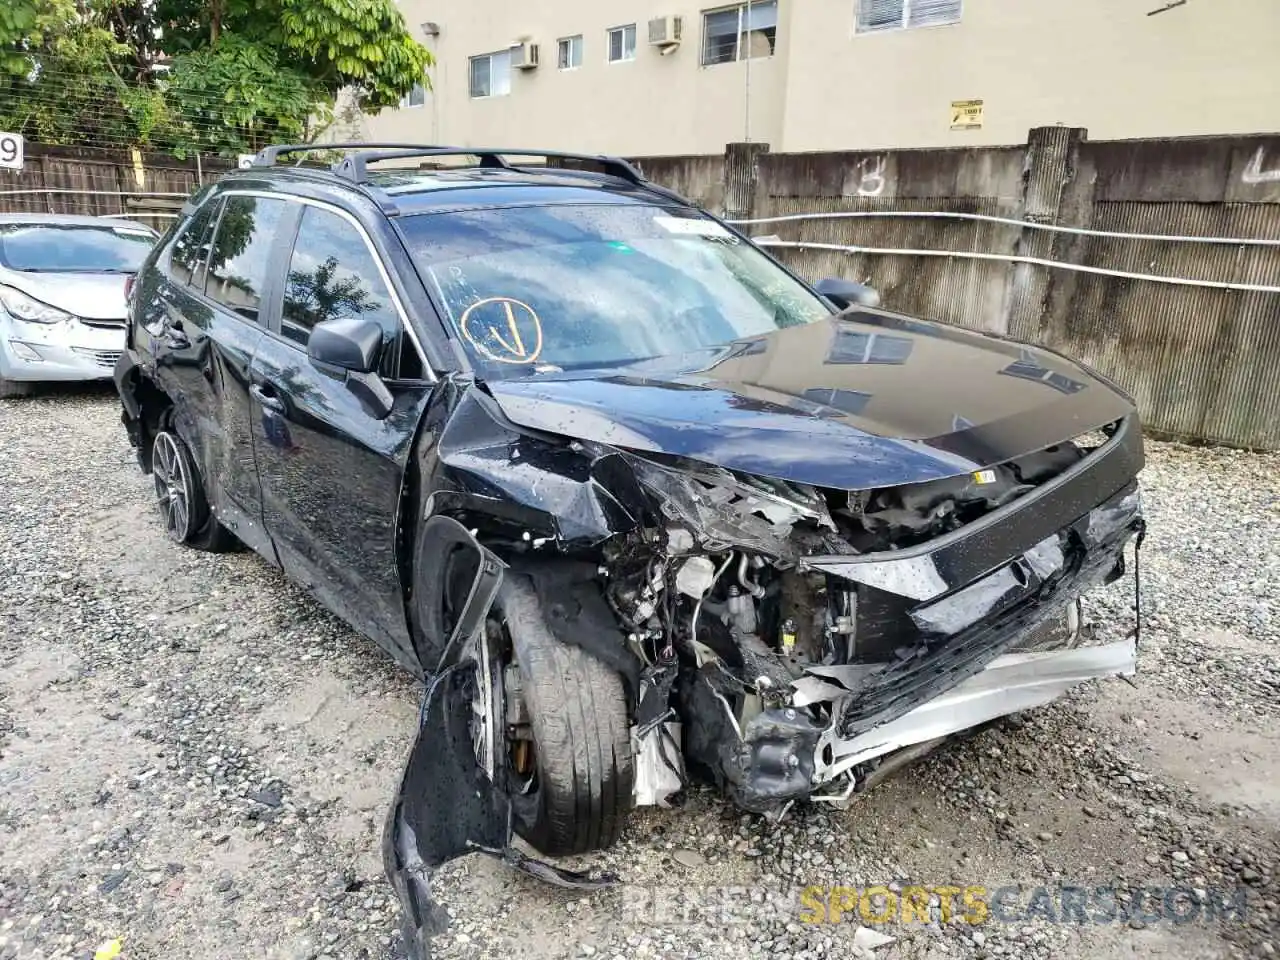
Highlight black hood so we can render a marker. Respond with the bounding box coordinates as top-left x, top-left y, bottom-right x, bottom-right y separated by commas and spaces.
485, 310, 1136, 490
